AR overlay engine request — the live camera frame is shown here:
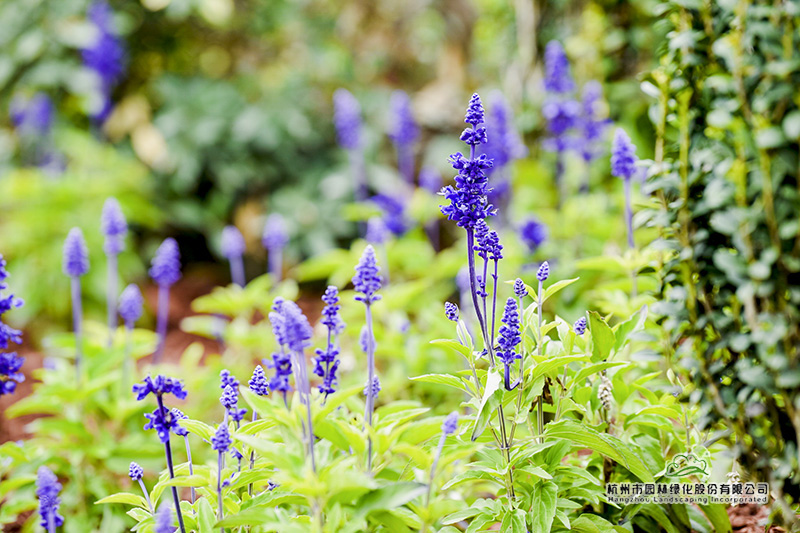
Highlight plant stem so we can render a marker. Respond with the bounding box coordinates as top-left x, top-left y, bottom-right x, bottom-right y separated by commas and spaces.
184, 436, 195, 504
154, 284, 169, 363
230, 255, 245, 287
268, 247, 283, 282
426, 431, 447, 507
157, 396, 186, 533
249, 410, 257, 496
106, 251, 118, 347
293, 349, 317, 472
536, 279, 544, 443
365, 303, 376, 472
70, 276, 83, 381
217, 451, 224, 533
138, 479, 154, 513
